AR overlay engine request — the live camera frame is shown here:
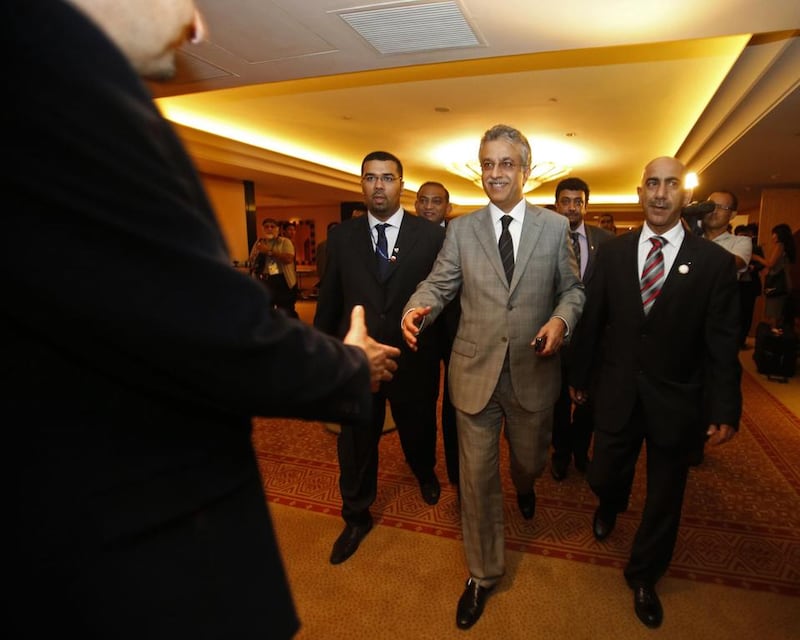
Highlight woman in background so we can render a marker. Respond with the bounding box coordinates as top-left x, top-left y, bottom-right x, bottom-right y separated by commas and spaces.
751, 223, 796, 327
